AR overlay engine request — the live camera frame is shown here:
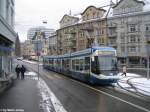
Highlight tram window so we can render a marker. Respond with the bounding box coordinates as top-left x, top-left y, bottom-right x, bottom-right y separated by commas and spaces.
75, 59, 80, 71
72, 60, 76, 70
62, 59, 65, 68
66, 59, 69, 69
79, 59, 84, 71
54, 59, 57, 67
57, 59, 61, 68
85, 57, 90, 70
76, 65, 79, 71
